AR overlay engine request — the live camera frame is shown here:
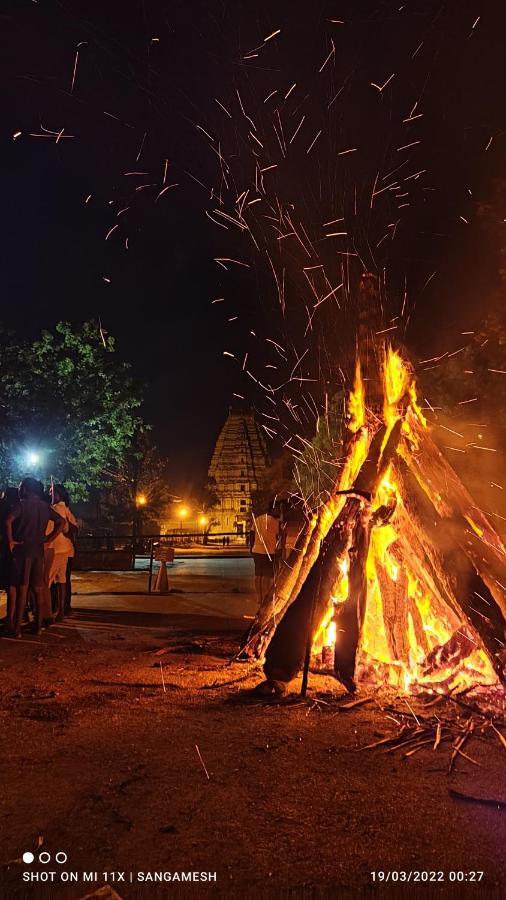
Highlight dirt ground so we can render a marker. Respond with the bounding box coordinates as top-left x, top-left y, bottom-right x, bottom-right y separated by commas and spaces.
0, 608, 505, 899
